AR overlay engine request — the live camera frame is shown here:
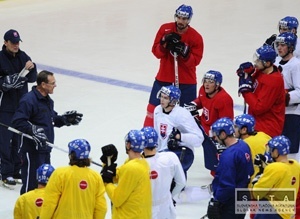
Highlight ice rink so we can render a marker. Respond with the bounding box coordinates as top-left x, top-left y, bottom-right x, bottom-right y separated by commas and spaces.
0, 0, 300, 218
